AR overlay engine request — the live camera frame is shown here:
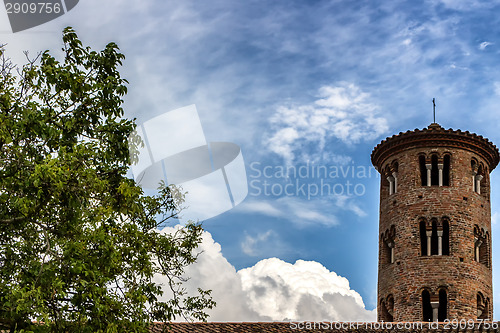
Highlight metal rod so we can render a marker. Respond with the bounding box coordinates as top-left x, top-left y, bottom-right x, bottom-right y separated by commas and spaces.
433, 98, 436, 123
